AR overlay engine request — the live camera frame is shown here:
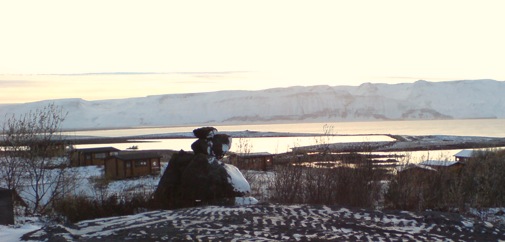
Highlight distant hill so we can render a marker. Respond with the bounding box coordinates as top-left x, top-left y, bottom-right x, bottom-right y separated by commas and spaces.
1, 79, 504, 130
